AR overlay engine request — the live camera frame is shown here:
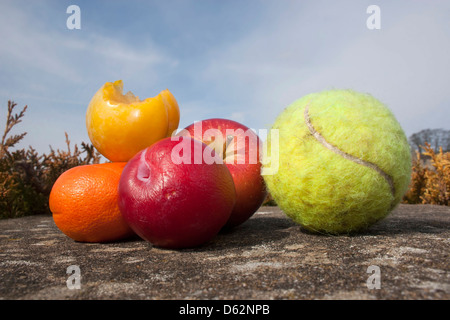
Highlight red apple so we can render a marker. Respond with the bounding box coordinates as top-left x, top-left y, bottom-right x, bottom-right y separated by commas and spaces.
179, 118, 267, 228
118, 137, 236, 249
